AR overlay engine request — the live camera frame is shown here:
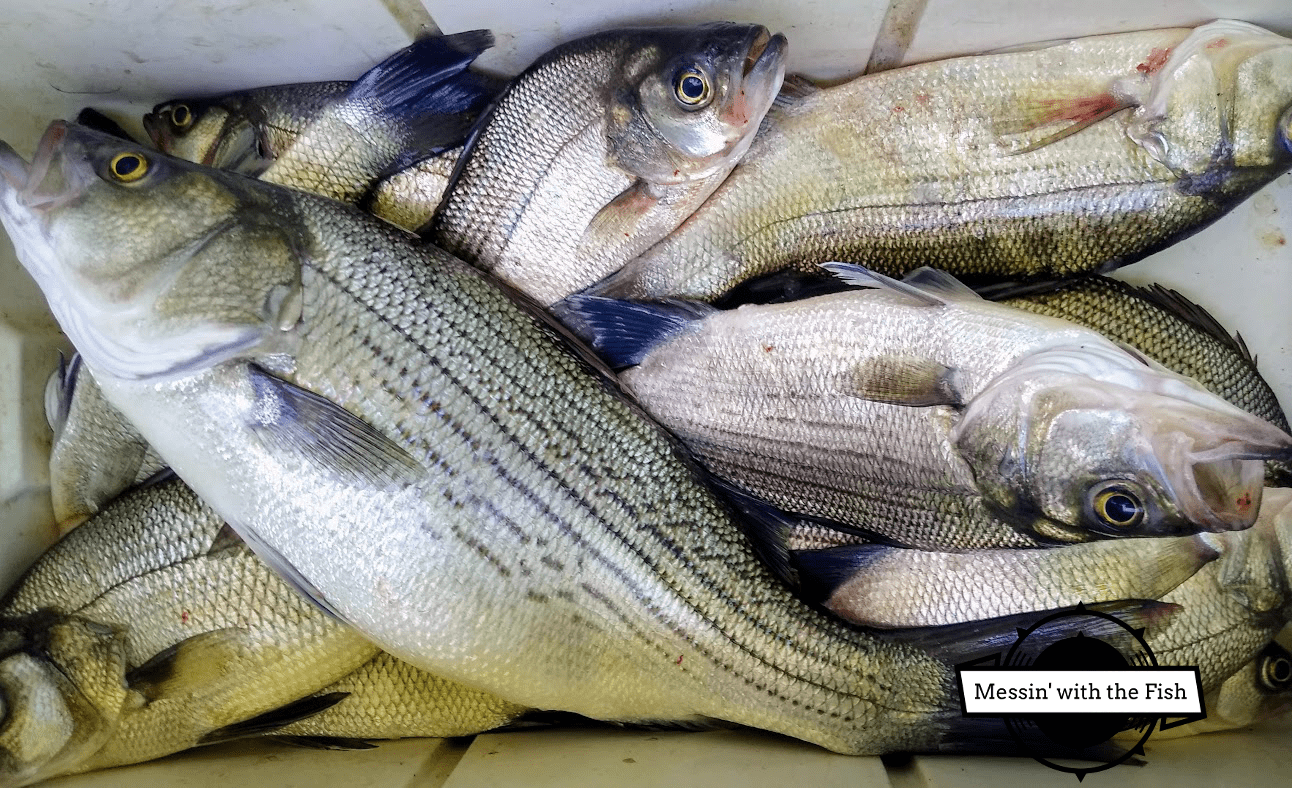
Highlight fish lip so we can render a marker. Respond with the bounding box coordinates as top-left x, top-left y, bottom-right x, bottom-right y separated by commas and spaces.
744, 29, 788, 83
141, 112, 168, 151
19, 121, 94, 214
